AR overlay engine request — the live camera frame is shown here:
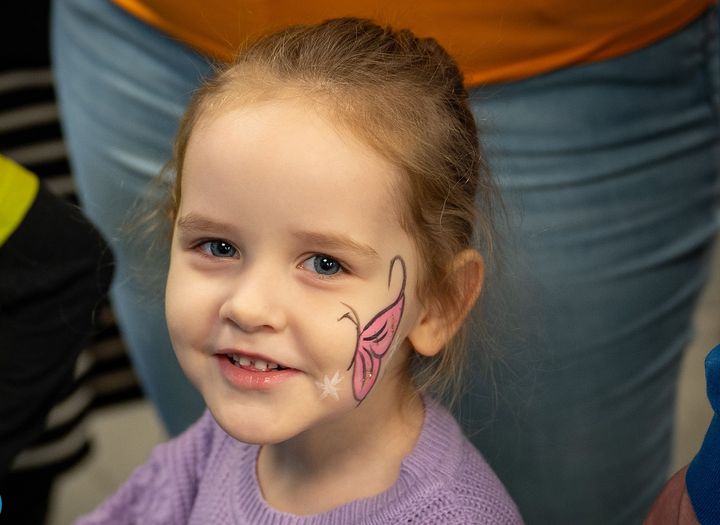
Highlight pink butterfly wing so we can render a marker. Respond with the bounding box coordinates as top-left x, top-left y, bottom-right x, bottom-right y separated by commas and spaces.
351, 293, 405, 402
